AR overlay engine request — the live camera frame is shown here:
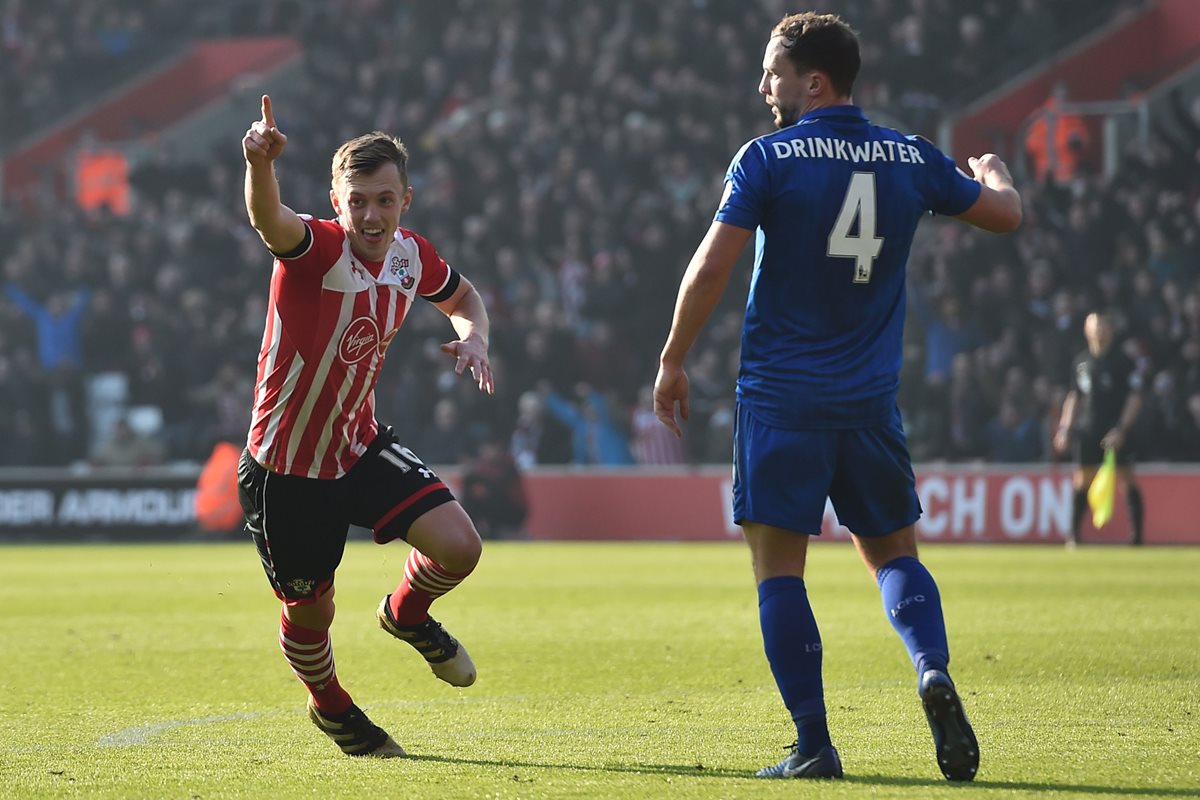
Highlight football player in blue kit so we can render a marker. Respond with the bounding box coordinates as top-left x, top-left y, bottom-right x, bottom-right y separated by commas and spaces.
653, 12, 1022, 782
